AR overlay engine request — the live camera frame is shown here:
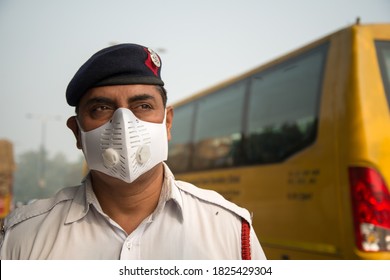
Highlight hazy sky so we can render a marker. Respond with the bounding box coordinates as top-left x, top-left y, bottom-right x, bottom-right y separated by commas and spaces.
1, 0, 390, 162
